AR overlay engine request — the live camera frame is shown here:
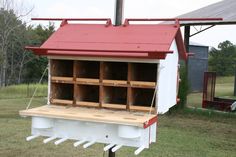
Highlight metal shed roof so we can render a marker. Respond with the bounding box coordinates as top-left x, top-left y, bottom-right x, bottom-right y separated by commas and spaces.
178, 0, 236, 26
27, 18, 188, 60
